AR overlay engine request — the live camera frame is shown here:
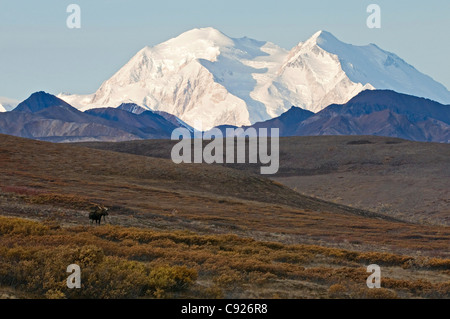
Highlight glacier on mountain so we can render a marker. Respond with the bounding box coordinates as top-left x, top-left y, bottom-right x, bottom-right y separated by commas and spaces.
59, 28, 450, 130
